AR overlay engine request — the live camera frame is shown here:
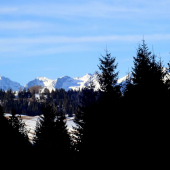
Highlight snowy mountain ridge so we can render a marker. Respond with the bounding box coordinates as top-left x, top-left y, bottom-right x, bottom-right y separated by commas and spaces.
25, 73, 101, 92
0, 72, 127, 93
1, 68, 169, 93
0, 76, 24, 92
